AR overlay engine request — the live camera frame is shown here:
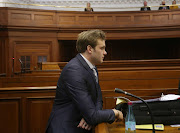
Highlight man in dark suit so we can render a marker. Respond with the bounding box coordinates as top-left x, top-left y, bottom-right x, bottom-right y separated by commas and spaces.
46, 29, 123, 133
141, 1, 151, 11
159, 0, 170, 10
